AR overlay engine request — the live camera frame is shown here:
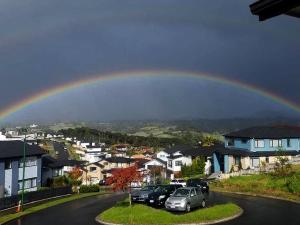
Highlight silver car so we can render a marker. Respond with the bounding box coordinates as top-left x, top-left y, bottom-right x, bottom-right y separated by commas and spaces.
165, 187, 206, 212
